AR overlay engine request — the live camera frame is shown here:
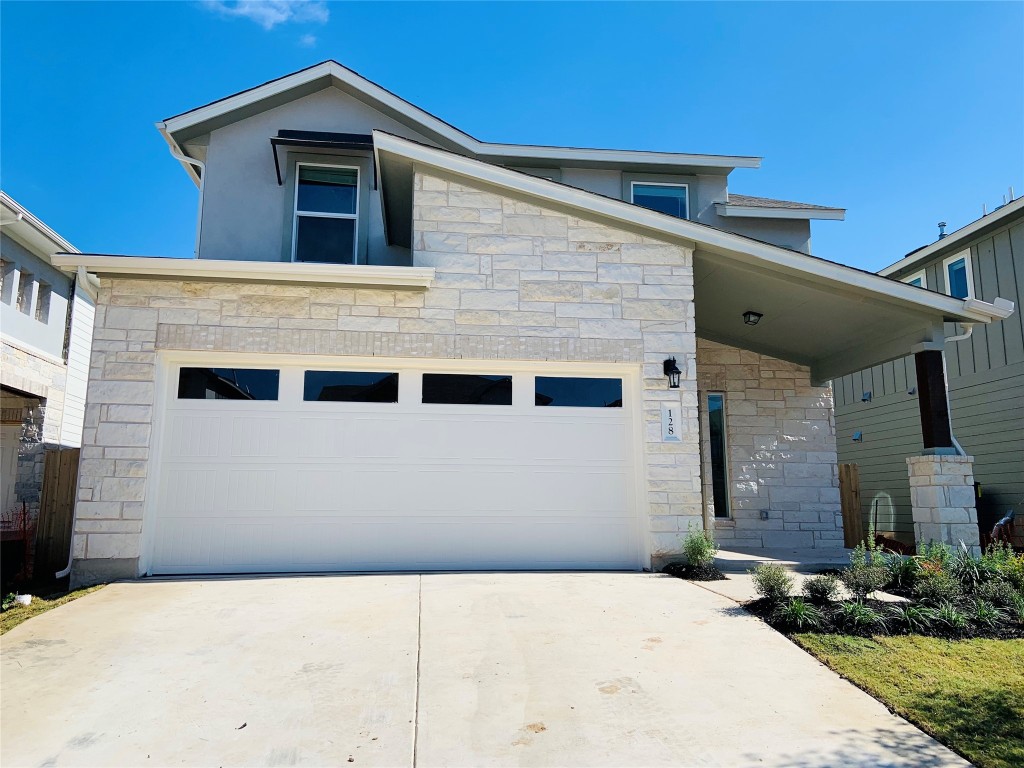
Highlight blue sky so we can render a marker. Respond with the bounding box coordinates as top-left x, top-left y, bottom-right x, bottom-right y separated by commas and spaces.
2, 1, 1021, 271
